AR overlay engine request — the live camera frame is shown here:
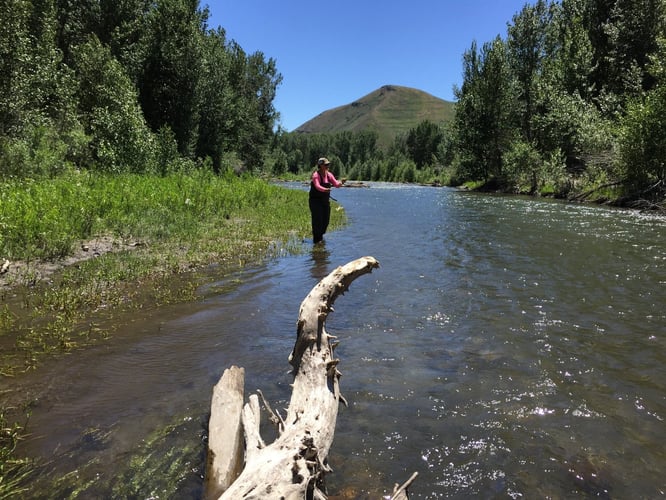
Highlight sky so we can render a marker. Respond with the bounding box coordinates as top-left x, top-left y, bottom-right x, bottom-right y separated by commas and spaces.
206, 1, 529, 132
